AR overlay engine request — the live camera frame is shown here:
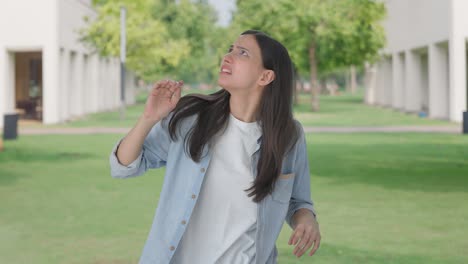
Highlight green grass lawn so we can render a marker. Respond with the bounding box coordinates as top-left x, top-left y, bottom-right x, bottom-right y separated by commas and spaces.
293, 92, 457, 127
25, 90, 457, 128
1, 133, 467, 263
